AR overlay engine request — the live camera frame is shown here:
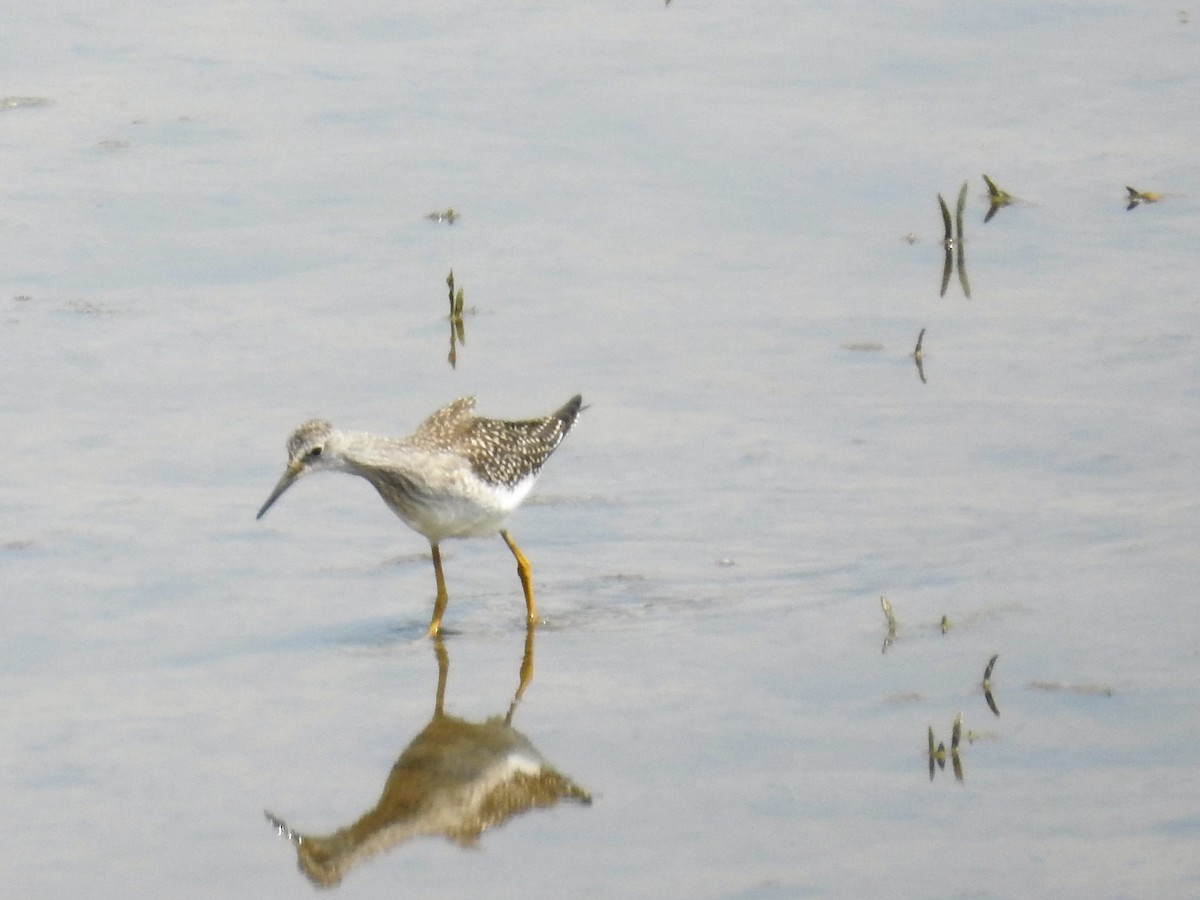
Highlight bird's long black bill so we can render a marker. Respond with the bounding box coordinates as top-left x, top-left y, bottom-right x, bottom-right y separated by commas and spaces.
257, 468, 300, 519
